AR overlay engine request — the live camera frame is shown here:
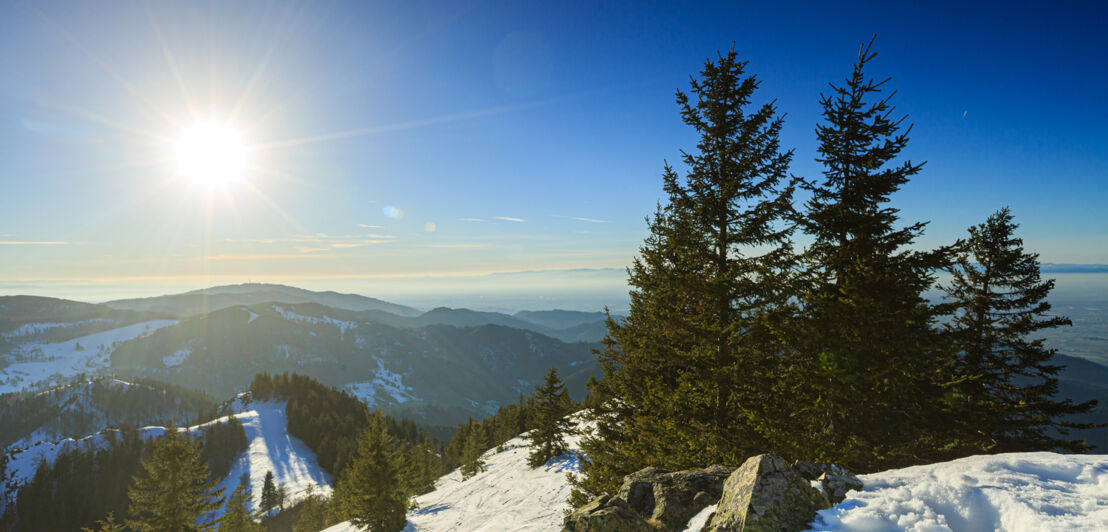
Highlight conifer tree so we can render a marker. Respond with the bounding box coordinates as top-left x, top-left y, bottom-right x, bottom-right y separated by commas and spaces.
459, 420, 487, 480
794, 37, 954, 470
81, 513, 125, 532
218, 474, 263, 532
294, 484, 330, 532
330, 412, 409, 532
575, 45, 798, 499
259, 471, 278, 514
126, 426, 224, 532
943, 207, 1097, 452
526, 368, 574, 468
